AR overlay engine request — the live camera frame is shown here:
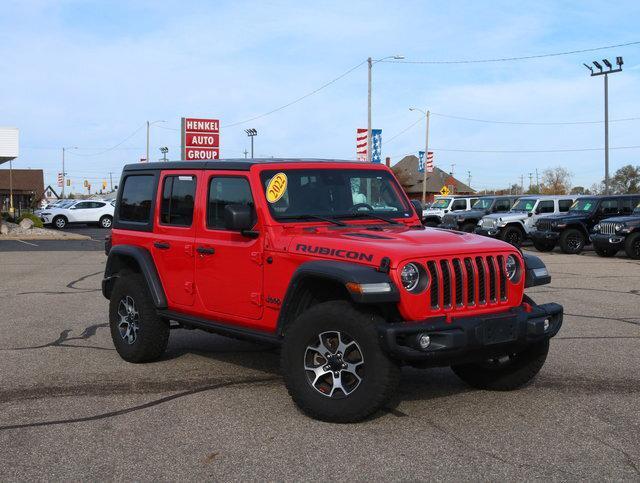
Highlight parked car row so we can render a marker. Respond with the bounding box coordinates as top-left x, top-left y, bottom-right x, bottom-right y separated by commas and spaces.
415, 193, 640, 259
36, 199, 115, 229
